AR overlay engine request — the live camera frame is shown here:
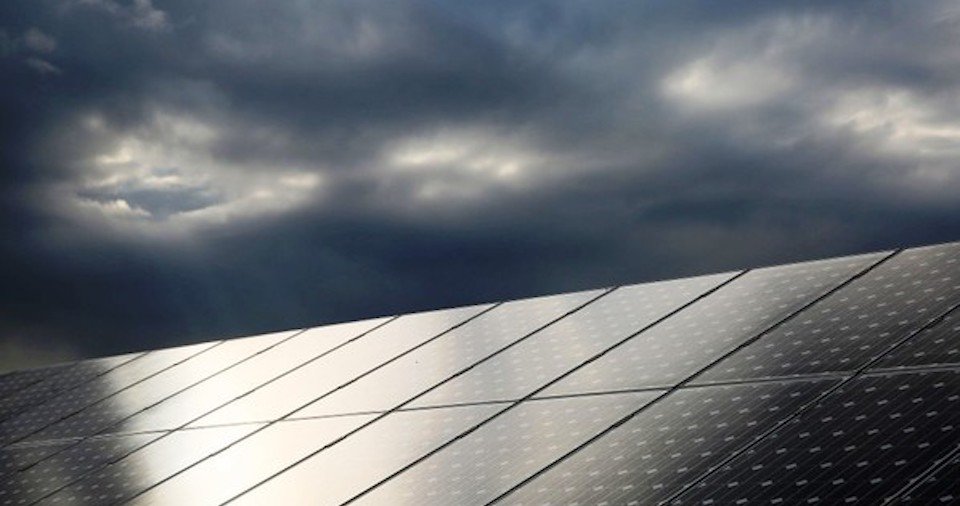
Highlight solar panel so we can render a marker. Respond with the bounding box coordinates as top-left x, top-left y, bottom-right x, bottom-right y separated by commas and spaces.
3, 240, 960, 505
540, 253, 882, 397
697, 242, 960, 384
671, 369, 960, 505
498, 378, 836, 505
353, 391, 661, 505
409, 273, 732, 409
